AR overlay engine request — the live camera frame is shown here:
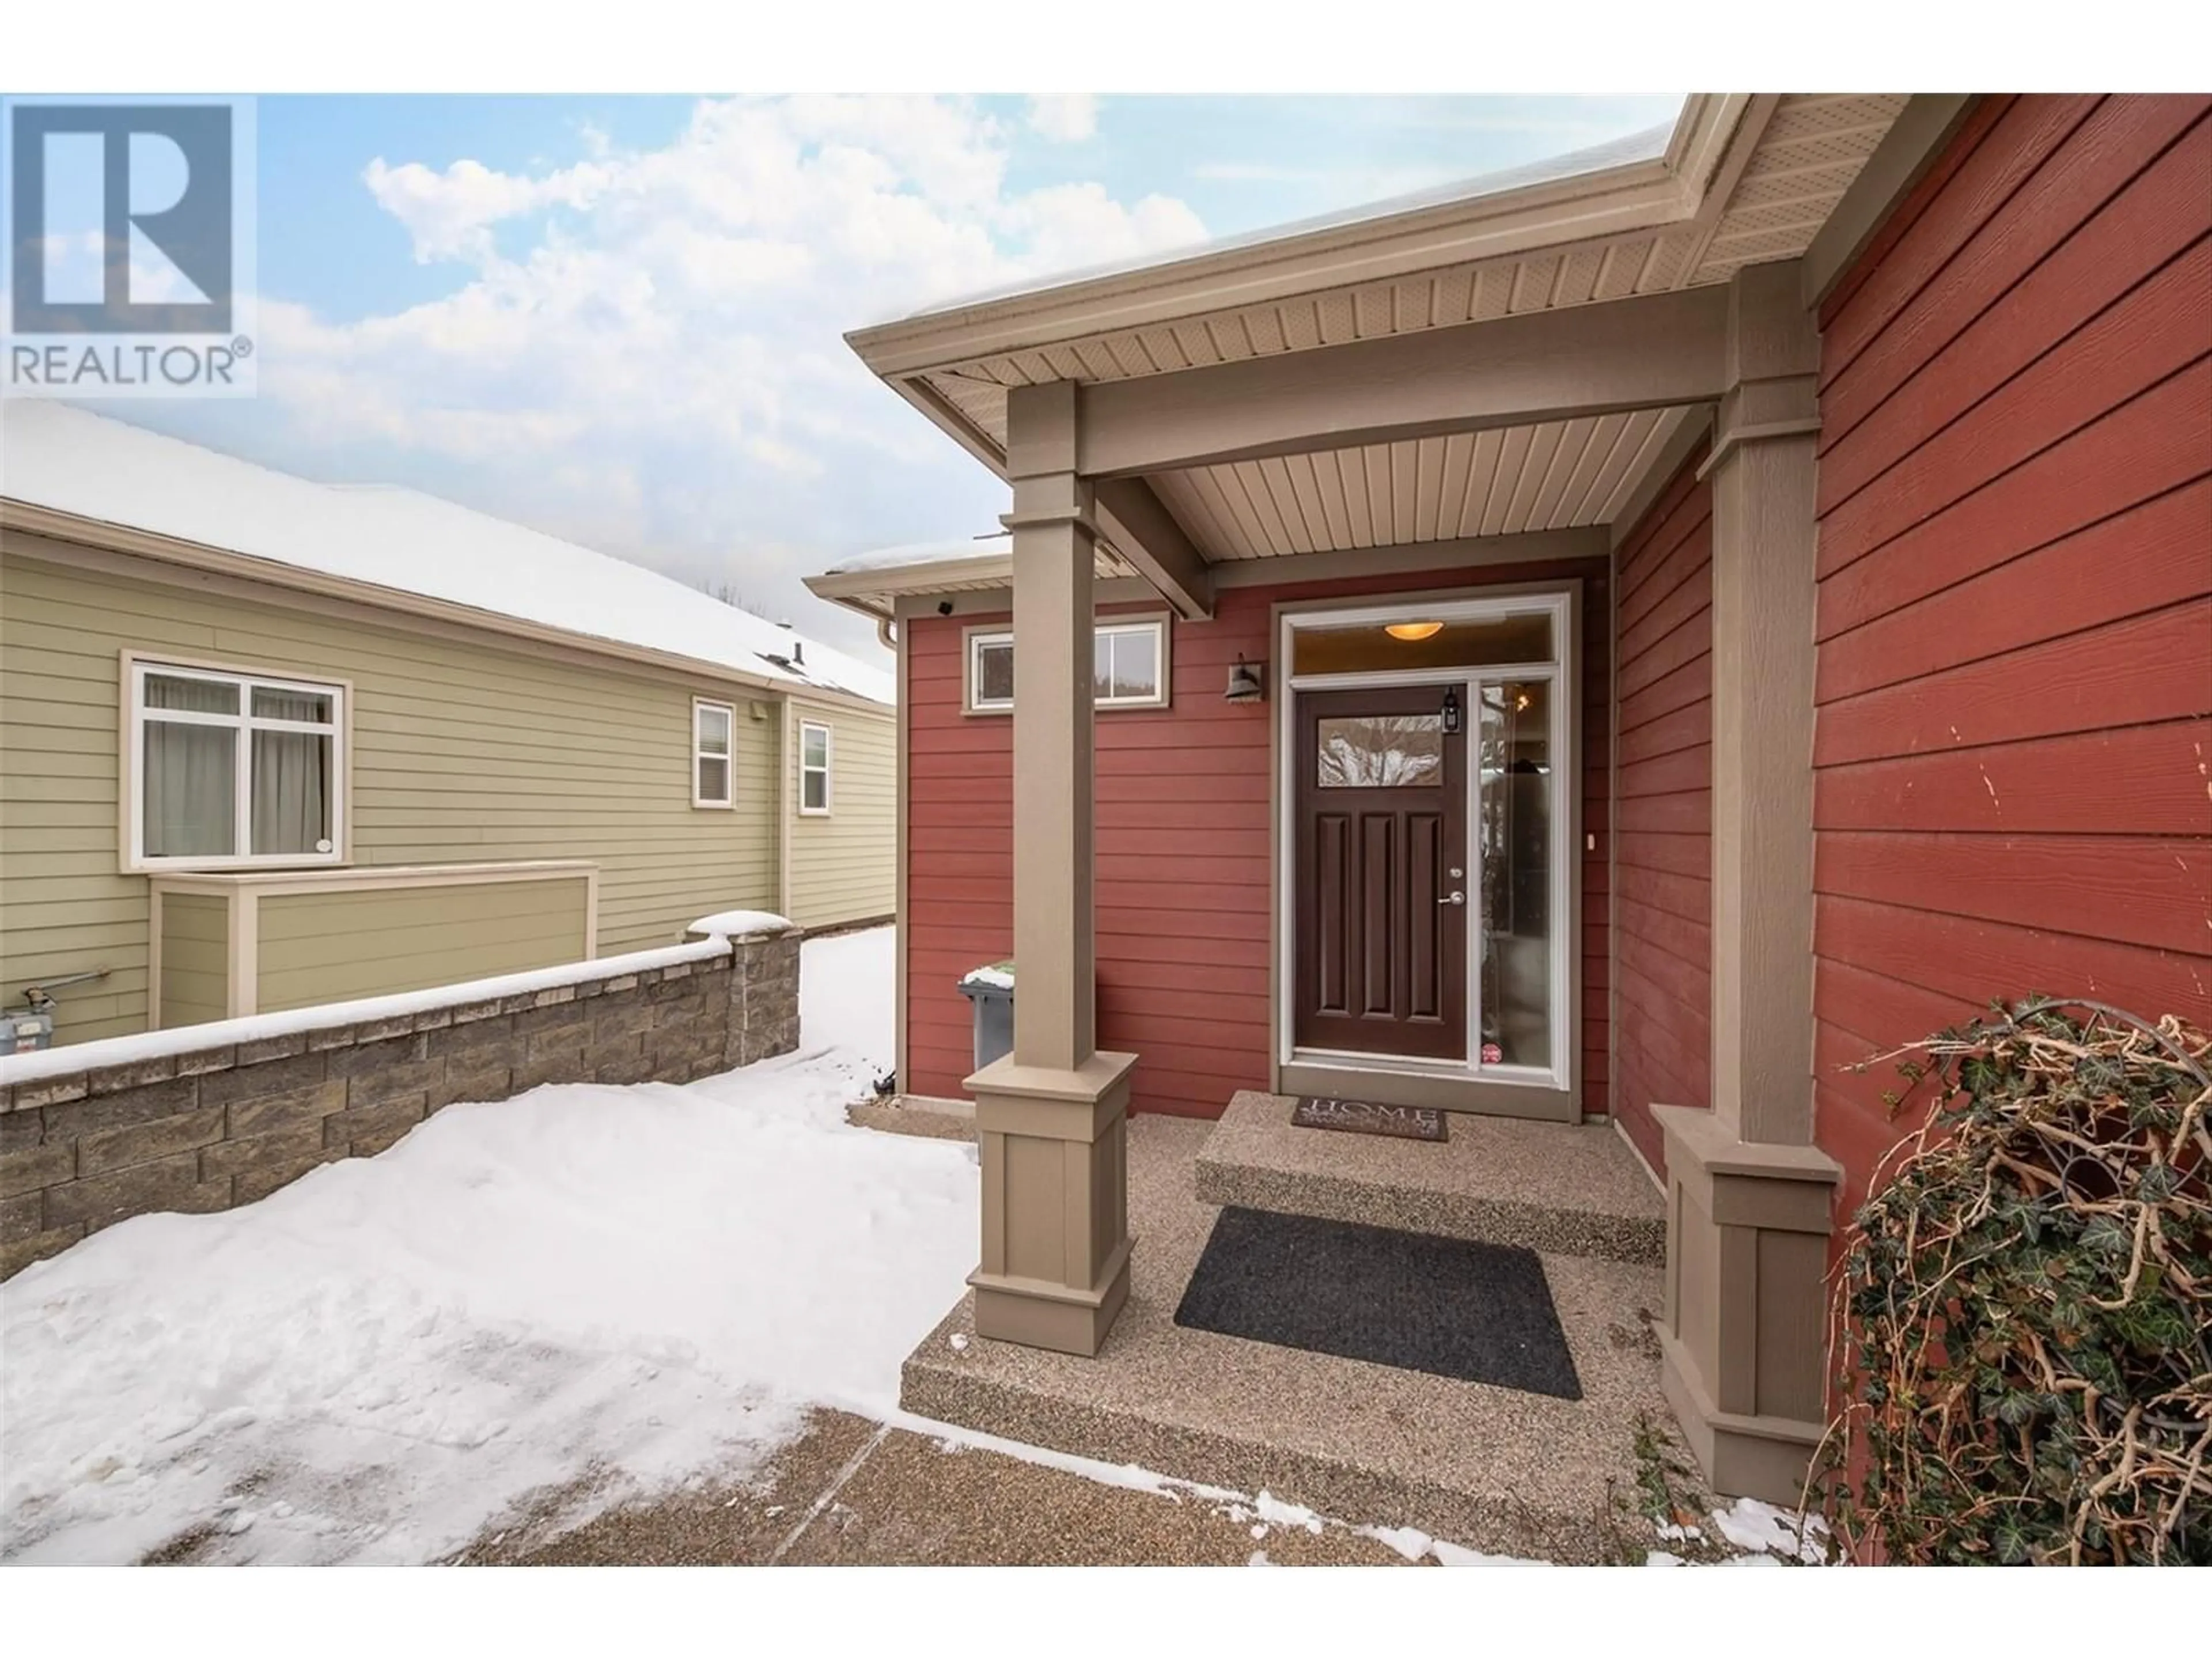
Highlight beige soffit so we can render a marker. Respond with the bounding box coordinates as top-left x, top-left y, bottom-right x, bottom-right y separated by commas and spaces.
1151, 406, 1698, 560
2, 499, 892, 718
850, 94, 1907, 466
